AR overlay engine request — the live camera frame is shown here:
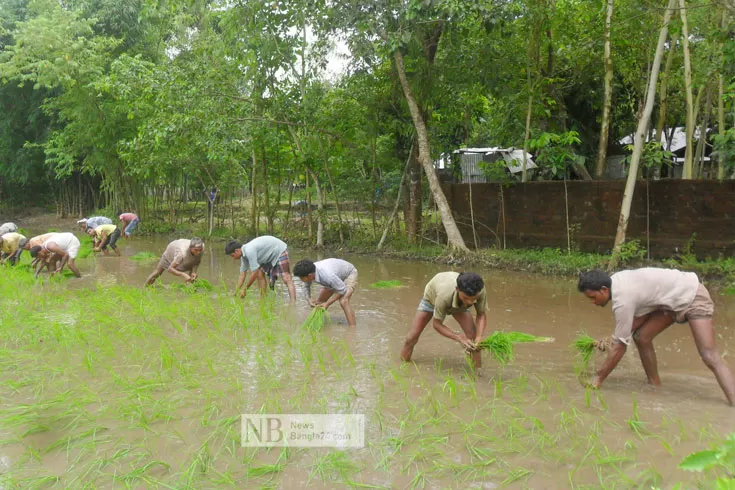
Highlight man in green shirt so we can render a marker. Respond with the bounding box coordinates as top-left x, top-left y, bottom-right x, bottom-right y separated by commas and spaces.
400, 271, 488, 366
